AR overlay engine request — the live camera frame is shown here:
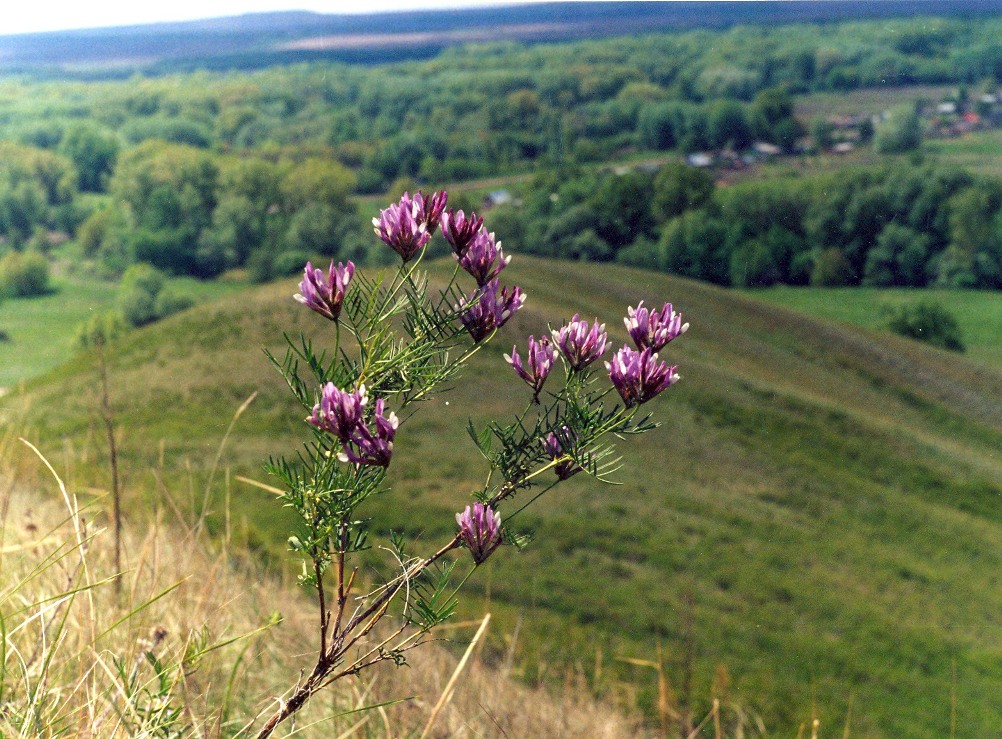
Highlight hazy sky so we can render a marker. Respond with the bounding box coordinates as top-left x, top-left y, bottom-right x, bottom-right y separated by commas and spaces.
4, 0, 517, 36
